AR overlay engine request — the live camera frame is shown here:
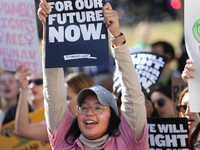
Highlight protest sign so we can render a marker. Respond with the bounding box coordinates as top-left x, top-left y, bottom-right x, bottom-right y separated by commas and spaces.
185, 0, 200, 112
0, 108, 51, 150
147, 117, 189, 150
171, 77, 187, 117
0, 0, 42, 73
113, 52, 168, 97
131, 52, 168, 97
45, 0, 109, 68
